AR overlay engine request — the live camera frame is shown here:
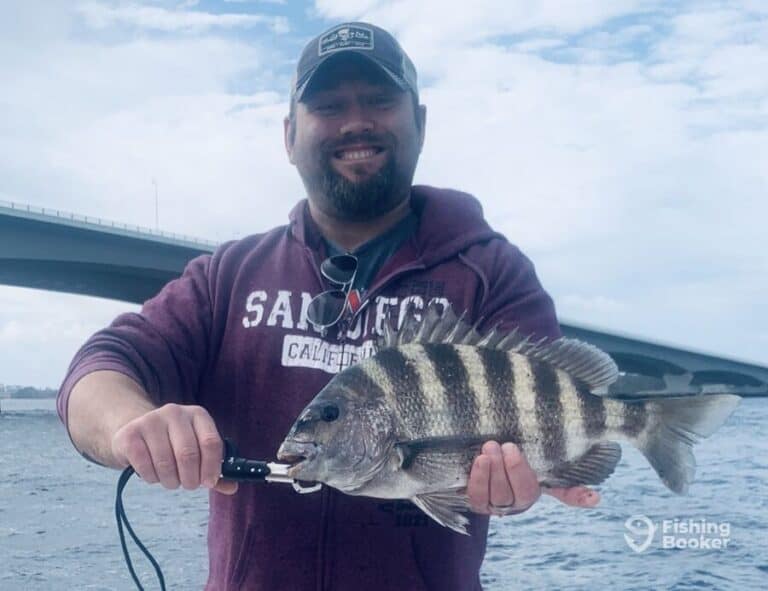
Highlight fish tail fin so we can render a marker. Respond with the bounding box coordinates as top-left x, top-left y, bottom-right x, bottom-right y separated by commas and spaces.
635, 394, 740, 494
